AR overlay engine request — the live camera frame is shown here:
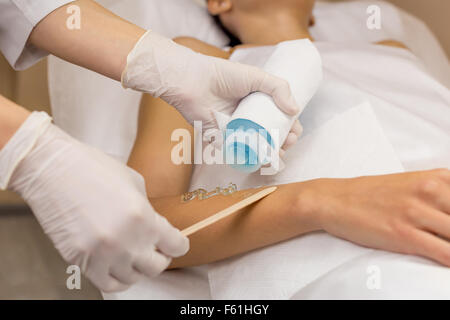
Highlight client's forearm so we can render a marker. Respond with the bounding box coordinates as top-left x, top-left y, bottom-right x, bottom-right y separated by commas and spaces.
150, 183, 319, 268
